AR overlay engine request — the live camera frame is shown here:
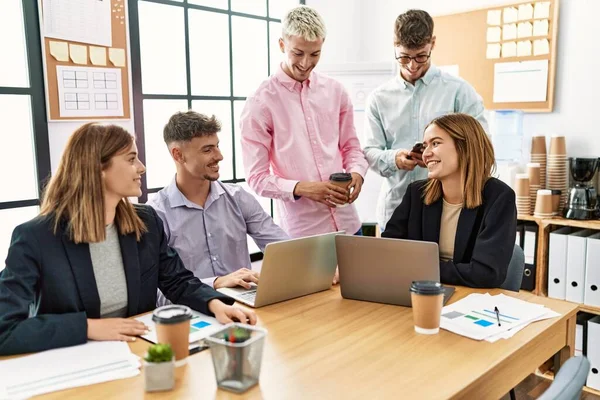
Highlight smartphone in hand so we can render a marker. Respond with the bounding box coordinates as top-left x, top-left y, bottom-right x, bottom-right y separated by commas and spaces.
406, 142, 424, 160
